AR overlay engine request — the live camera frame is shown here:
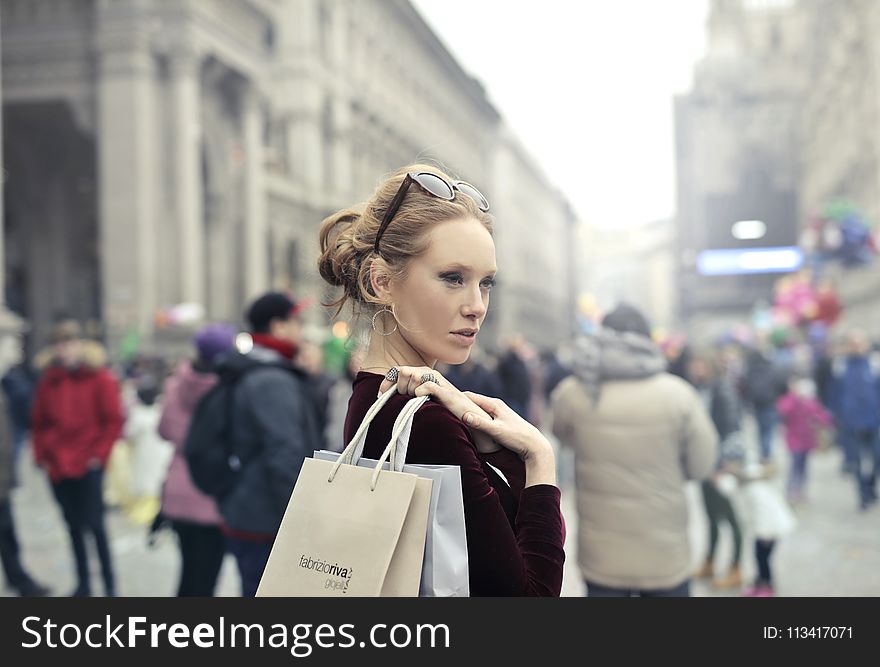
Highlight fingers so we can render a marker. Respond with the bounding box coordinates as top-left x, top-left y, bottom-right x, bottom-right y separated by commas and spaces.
377, 366, 445, 397
415, 381, 492, 420
462, 391, 503, 419
461, 408, 502, 438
